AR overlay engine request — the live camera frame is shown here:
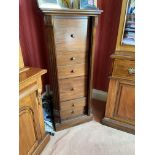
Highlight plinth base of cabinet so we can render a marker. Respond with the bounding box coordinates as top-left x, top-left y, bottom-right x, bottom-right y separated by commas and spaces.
55, 115, 93, 131
102, 118, 135, 134
33, 134, 50, 155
